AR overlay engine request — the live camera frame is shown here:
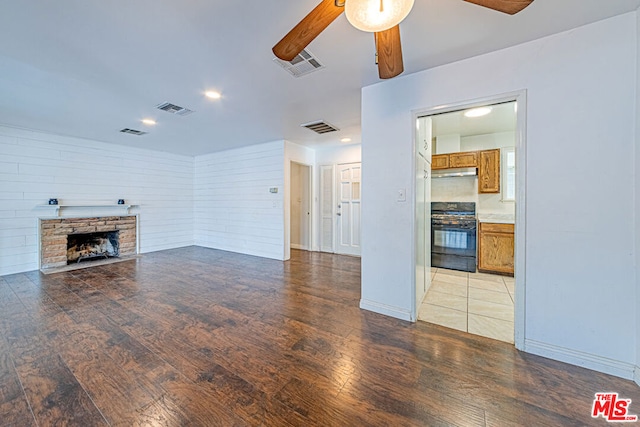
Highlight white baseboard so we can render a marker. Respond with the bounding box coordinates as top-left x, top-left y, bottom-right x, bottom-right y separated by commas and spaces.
359, 299, 413, 322
524, 339, 636, 381
634, 365, 640, 387
291, 244, 310, 250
